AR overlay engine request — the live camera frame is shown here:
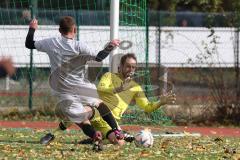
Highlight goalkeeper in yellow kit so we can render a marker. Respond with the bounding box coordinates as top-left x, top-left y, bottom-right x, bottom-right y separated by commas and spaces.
91, 53, 176, 145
